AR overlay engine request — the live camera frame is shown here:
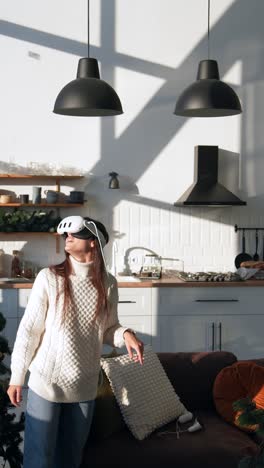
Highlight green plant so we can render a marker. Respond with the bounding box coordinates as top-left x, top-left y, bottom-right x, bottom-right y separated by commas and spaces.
0, 208, 61, 233
233, 397, 264, 468
0, 312, 24, 468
